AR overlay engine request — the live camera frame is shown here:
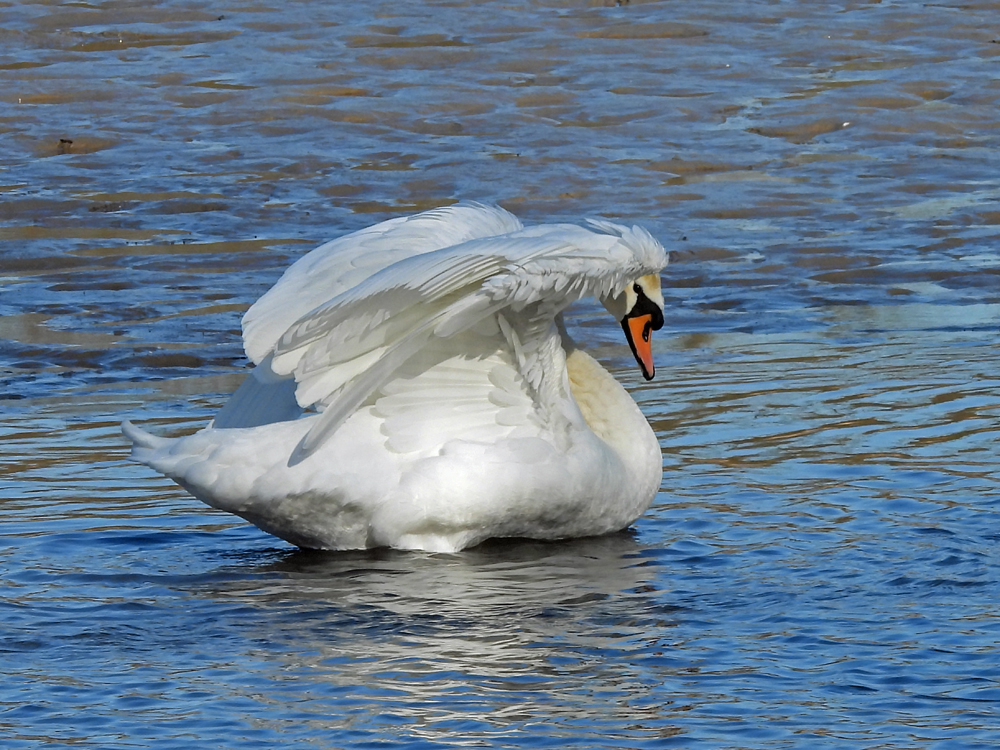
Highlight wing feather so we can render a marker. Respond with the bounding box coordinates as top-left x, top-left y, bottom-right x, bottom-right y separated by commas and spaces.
243, 202, 523, 364
373, 351, 537, 455
240, 205, 667, 458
